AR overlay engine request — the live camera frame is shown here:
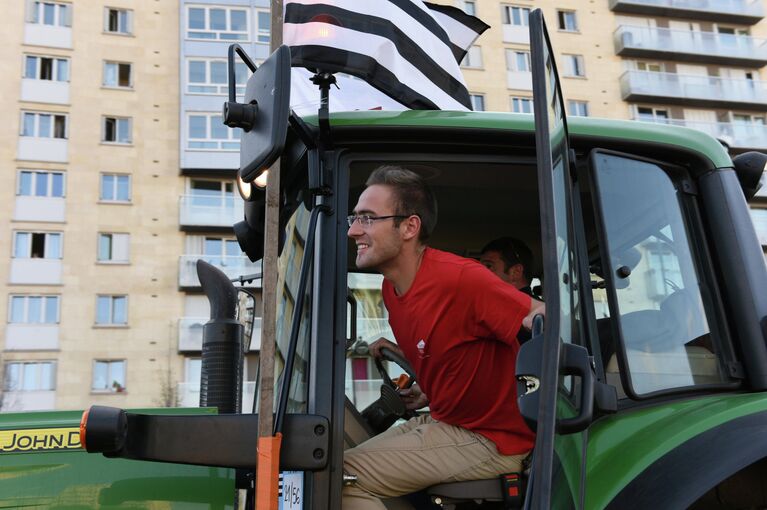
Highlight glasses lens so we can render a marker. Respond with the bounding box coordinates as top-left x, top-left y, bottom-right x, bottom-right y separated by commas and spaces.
346, 215, 356, 227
